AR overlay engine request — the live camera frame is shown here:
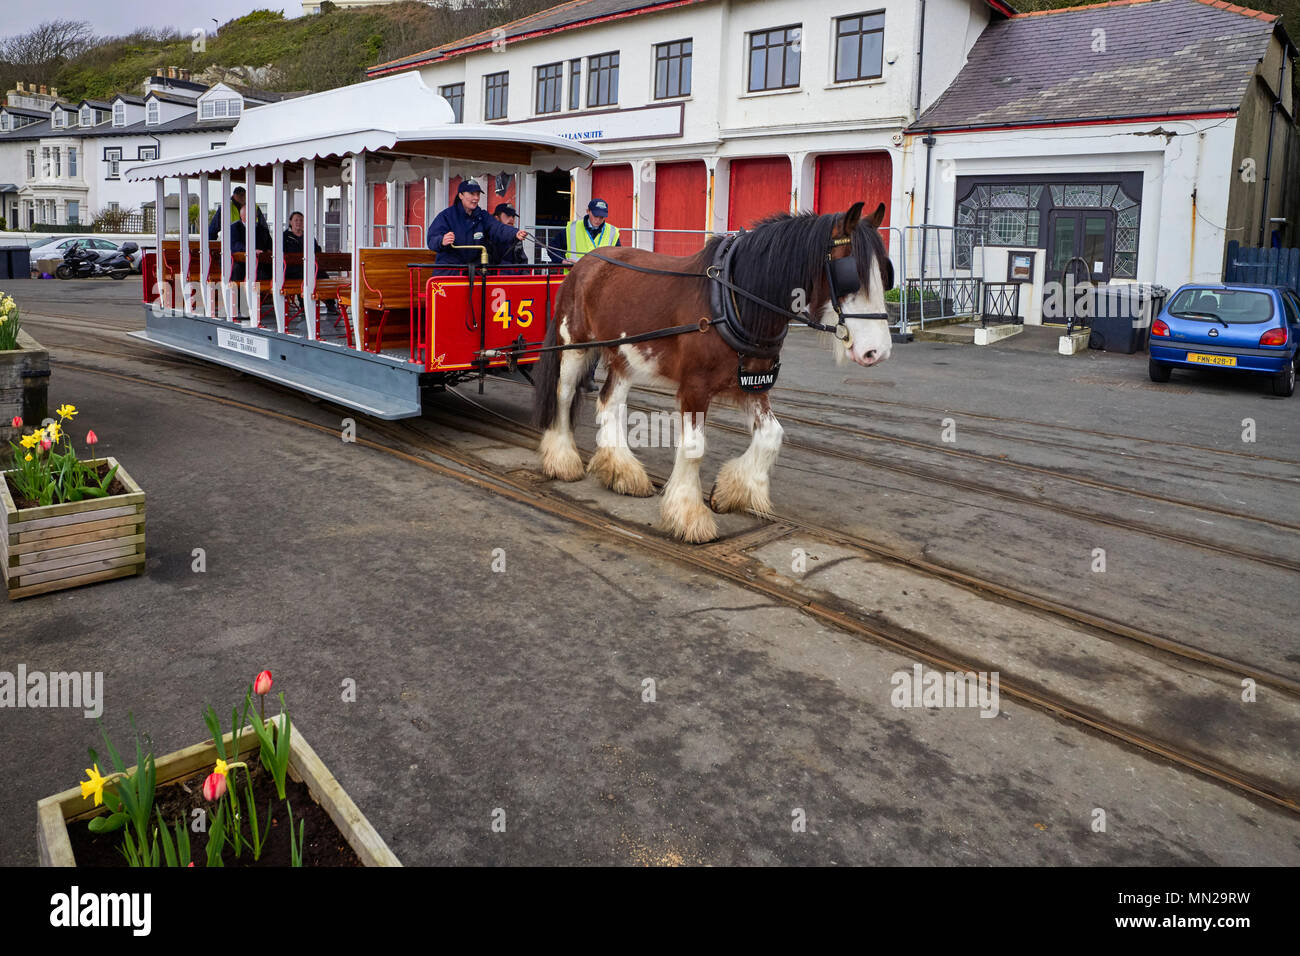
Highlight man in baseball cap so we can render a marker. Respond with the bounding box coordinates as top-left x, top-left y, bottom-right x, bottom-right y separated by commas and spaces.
491, 203, 528, 269
427, 179, 526, 268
